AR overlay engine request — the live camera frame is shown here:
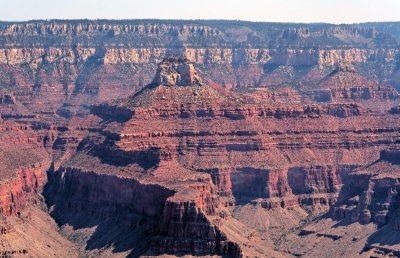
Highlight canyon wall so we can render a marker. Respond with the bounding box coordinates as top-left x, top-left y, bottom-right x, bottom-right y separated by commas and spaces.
2, 46, 398, 68
0, 20, 399, 115
49, 57, 398, 255
332, 148, 400, 227
0, 122, 51, 212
